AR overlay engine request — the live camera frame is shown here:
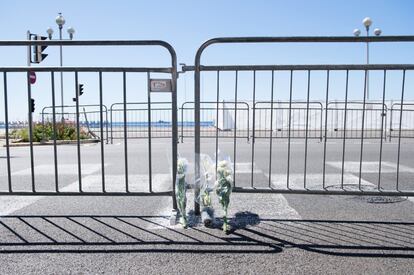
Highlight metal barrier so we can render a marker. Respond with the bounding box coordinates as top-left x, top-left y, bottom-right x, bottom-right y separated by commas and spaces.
389, 103, 414, 141
0, 39, 178, 211
180, 101, 249, 143
187, 36, 414, 214
110, 102, 173, 143
253, 101, 323, 141
326, 101, 387, 140
41, 104, 109, 143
